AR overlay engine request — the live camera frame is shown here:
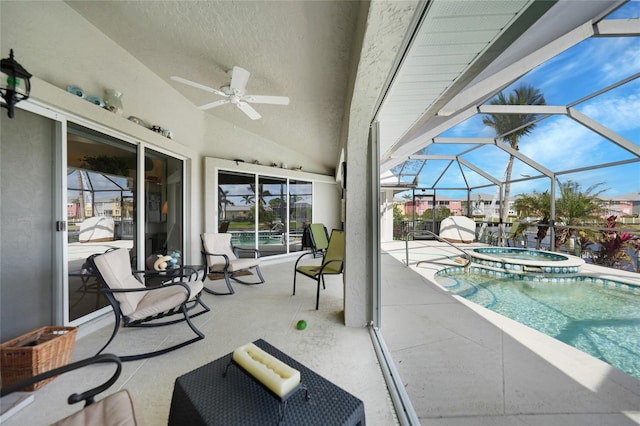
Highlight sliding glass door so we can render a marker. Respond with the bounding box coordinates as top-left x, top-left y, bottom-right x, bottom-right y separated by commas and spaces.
66, 124, 137, 322
65, 123, 185, 323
